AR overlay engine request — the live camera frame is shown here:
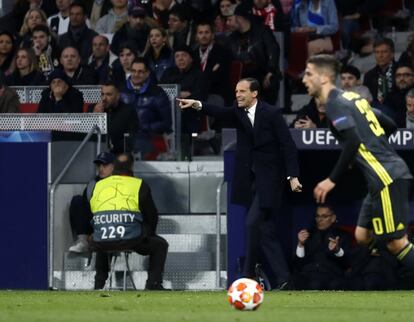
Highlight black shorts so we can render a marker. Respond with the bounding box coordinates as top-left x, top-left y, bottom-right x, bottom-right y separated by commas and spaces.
358, 179, 411, 240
